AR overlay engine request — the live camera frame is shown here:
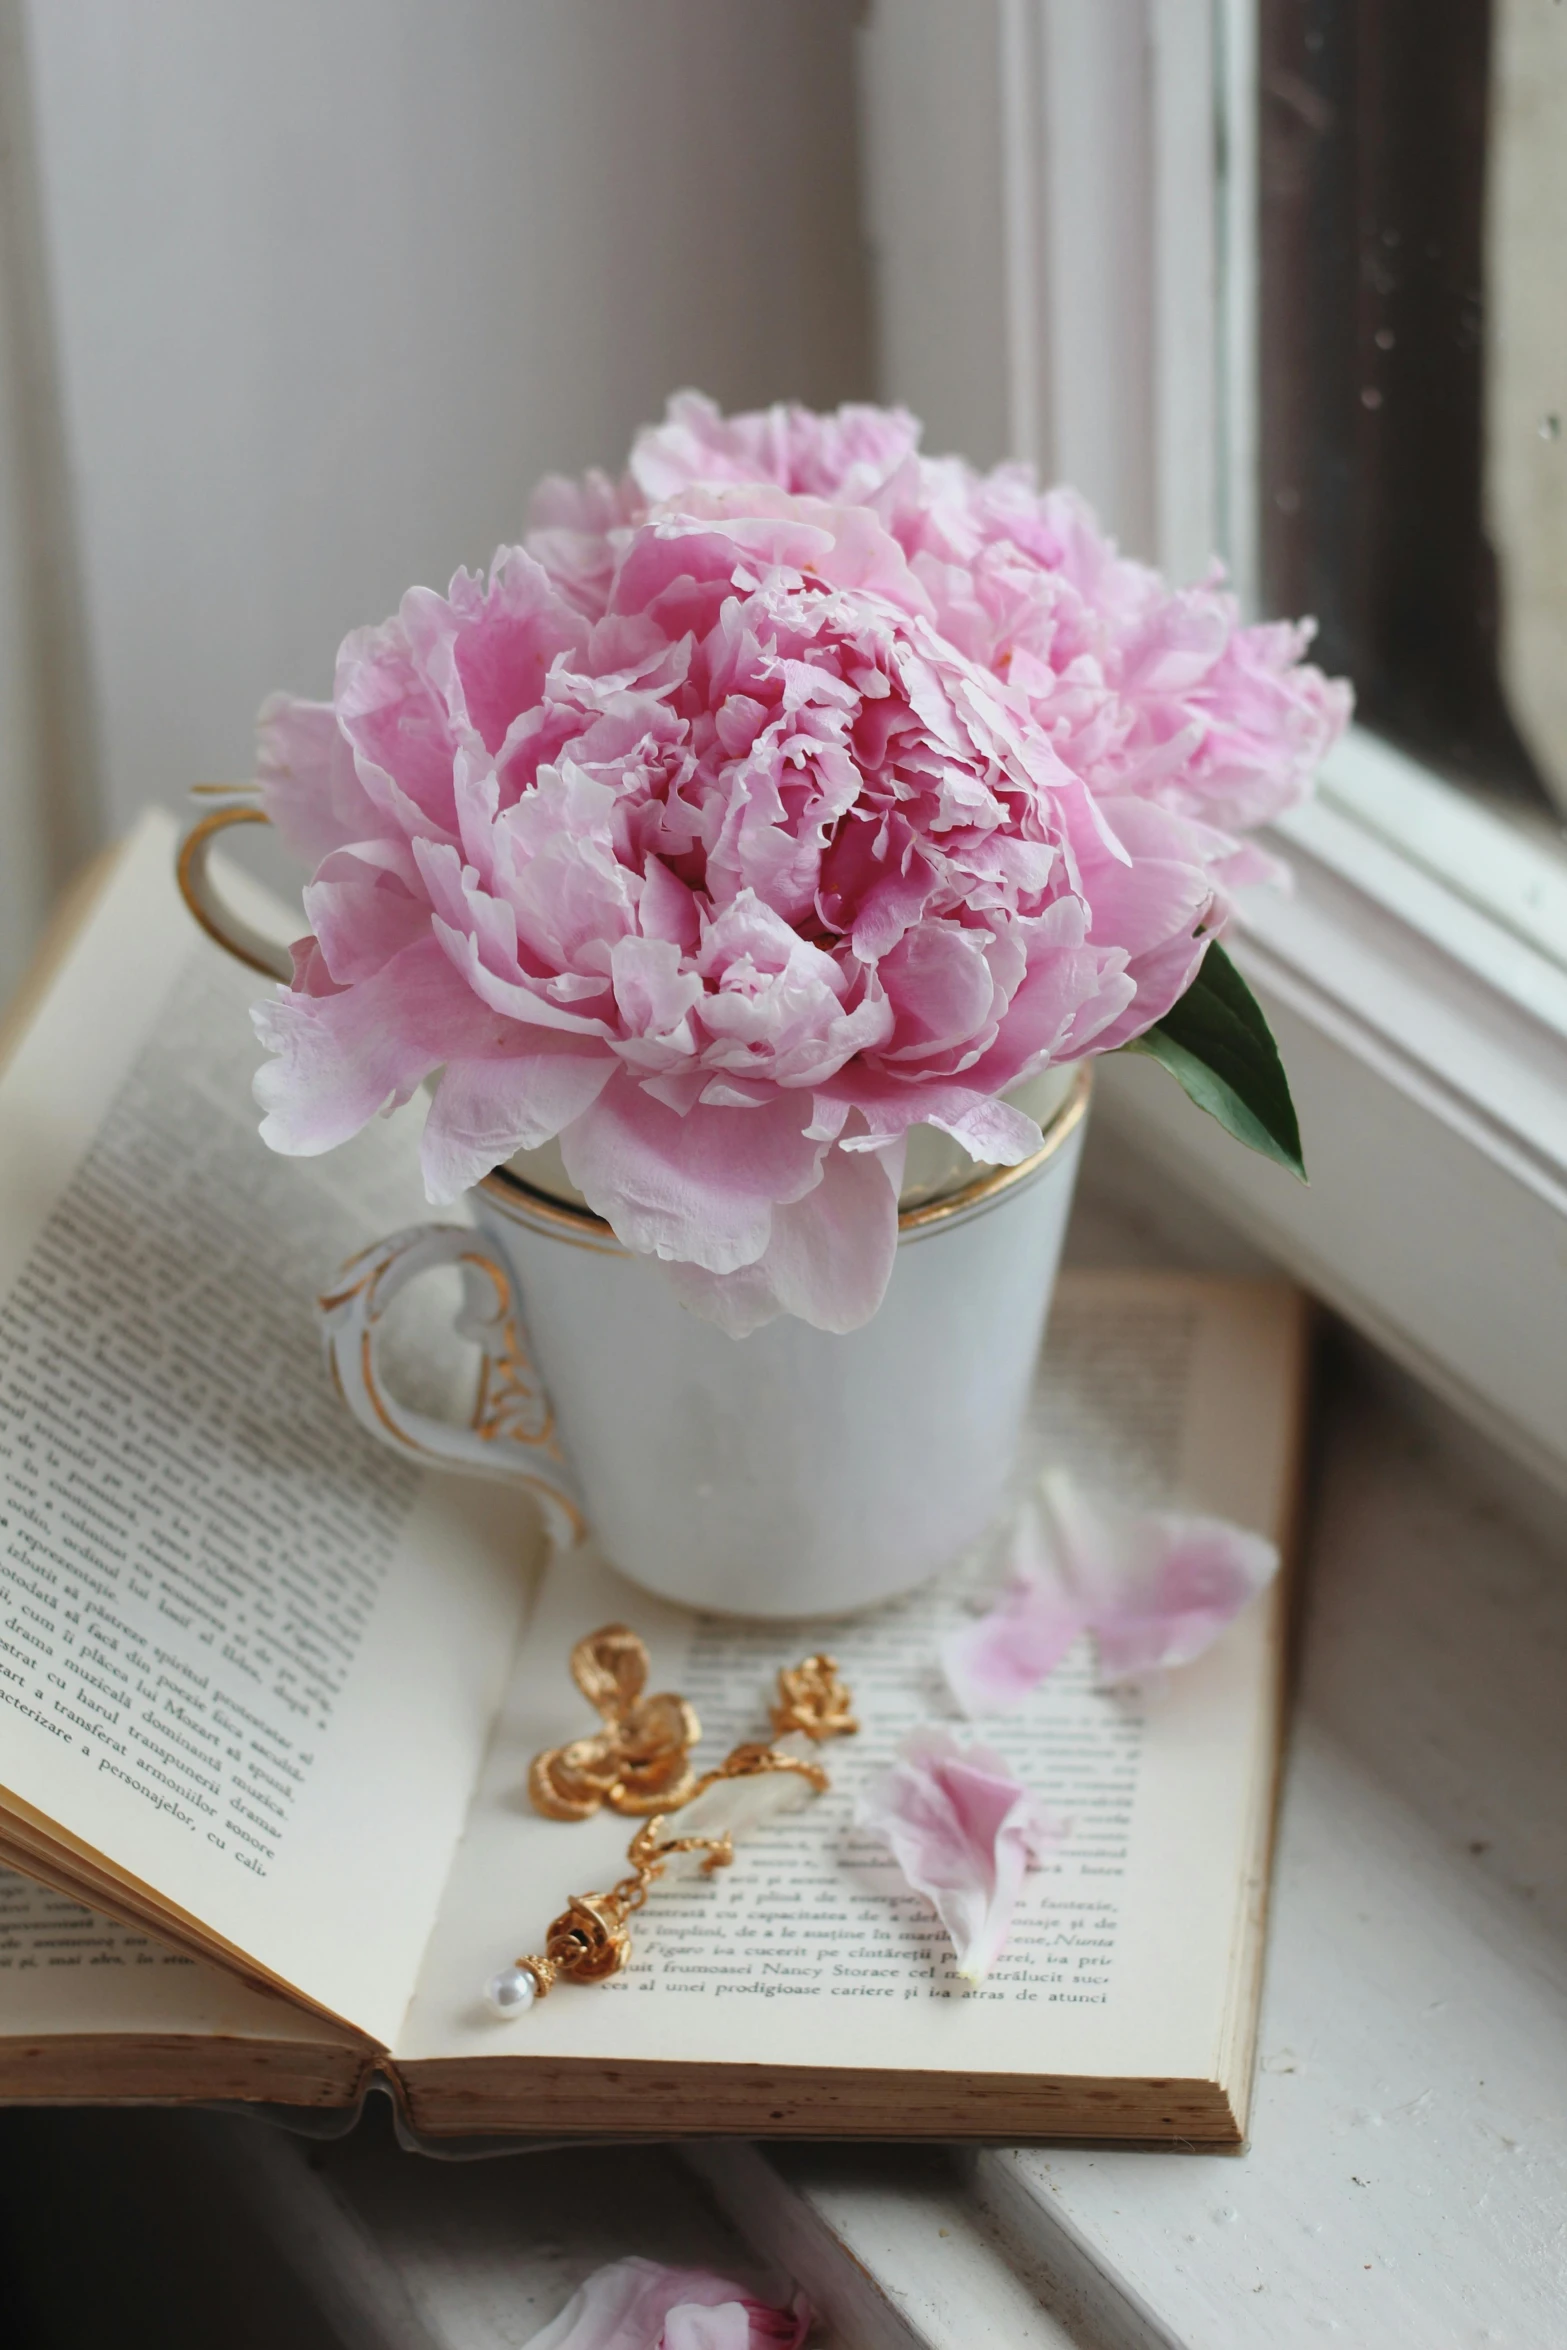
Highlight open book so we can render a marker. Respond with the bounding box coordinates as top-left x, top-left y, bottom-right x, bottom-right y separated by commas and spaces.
0, 812, 1307, 2142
